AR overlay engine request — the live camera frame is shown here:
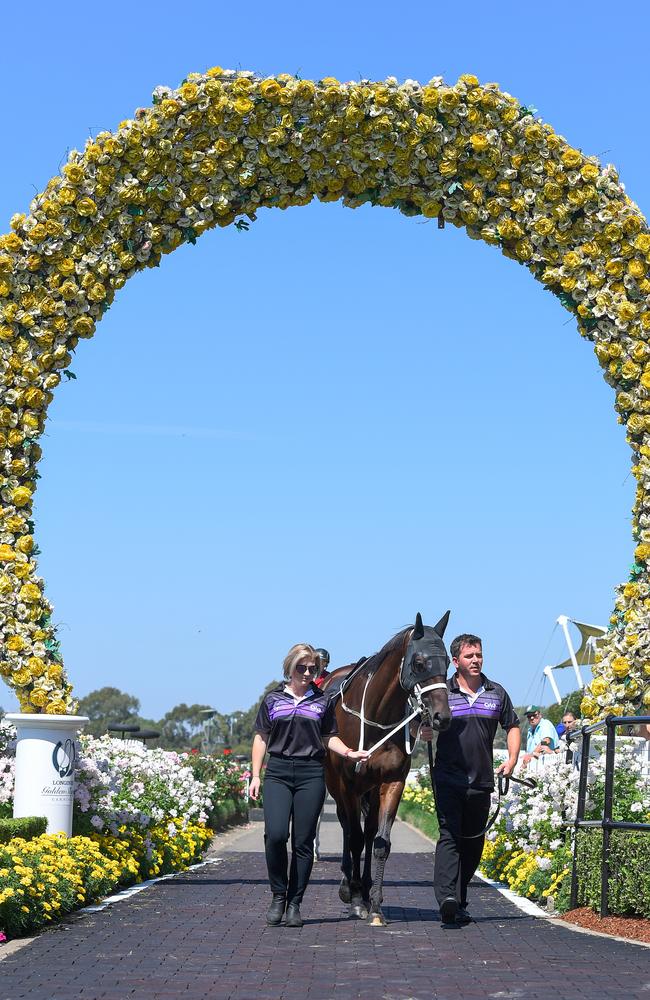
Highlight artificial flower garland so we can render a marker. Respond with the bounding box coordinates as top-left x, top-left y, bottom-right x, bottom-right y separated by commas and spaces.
1, 68, 649, 719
